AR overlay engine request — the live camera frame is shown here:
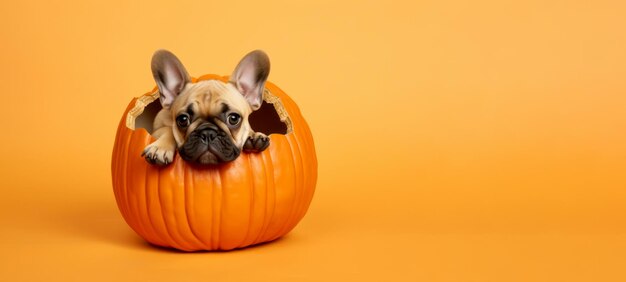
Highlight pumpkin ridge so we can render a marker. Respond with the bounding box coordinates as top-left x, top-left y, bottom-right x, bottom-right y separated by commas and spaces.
192, 165, 213, 249
183, 160, 207, 250
137, 134, 162, 245
121, 128, 141, 237
252, 152, 268, 245
171, 162, 199, 250
136, 133, 162, 246
256, 149, 276, 244
288, 113, 315, 226
265, 137, 289, 241
301, 119, 318, 213
273, 135, 299, 241
143, 144, 166, 246
157, 165, 184, 249
127, 130, 151, 243
205, 169, 216, 250
111, 118, 126, 224
285, 131, 306, 236
241, 155, 255, 248
213, 167, 223, 249
114, 127, 127, 224
148, 155, 172, 248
